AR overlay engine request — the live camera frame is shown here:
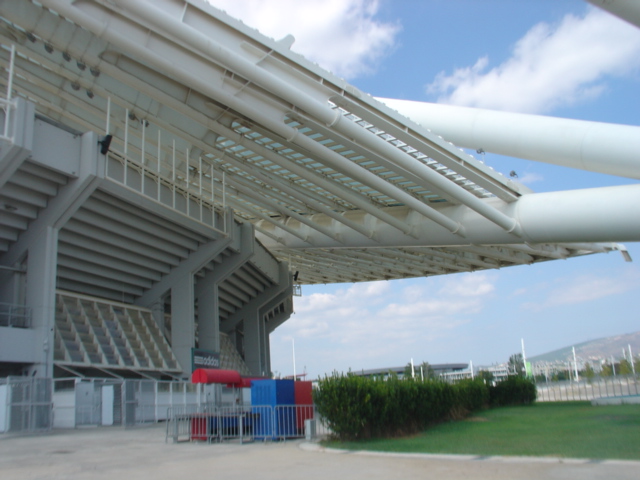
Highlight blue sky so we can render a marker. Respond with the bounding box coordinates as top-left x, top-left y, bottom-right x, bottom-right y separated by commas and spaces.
207, 0, 640, 379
